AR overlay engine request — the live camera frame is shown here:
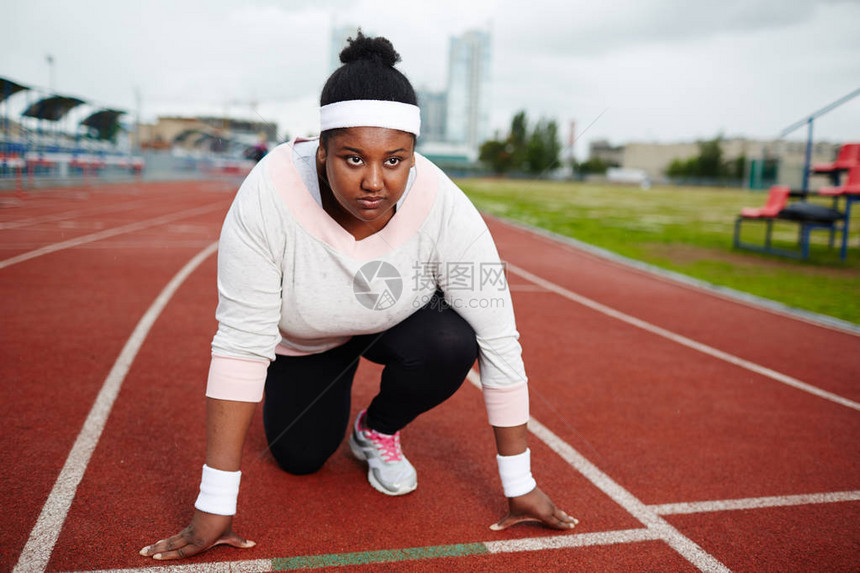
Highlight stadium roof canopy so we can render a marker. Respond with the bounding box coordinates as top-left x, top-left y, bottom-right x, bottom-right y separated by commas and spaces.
81, 109, 125, 140
193, 132, 217, 143
1, 77, 29, 103
22, 95, 85, 121
173, 128, 205, 143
